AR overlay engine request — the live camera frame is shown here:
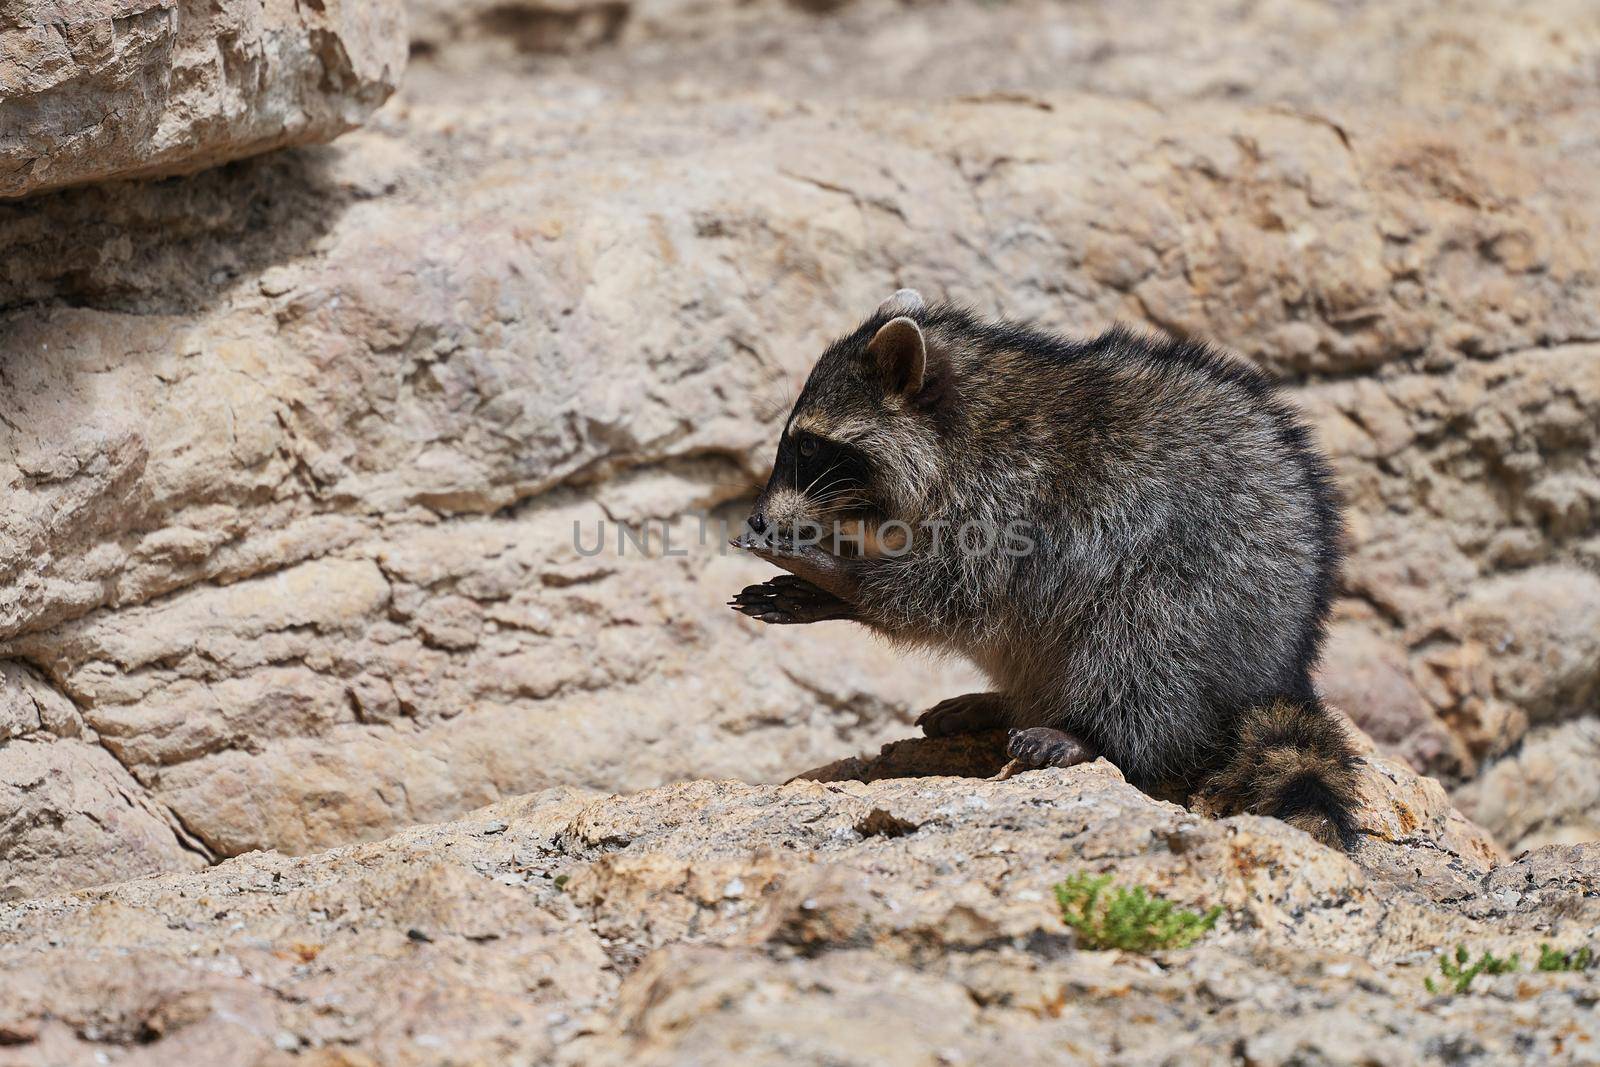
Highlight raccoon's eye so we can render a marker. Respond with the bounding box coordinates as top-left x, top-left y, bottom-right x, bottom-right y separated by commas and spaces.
798, 435, 819, 458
